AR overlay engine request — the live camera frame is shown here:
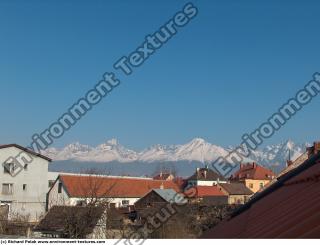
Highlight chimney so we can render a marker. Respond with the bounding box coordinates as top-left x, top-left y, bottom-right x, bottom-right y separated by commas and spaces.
307, 141, 320, 158
314, 142, 320, 154
252, 162, 257, 169
286, 160, 293, 167
240, 163, 244, 169
204, 169, 207, 179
